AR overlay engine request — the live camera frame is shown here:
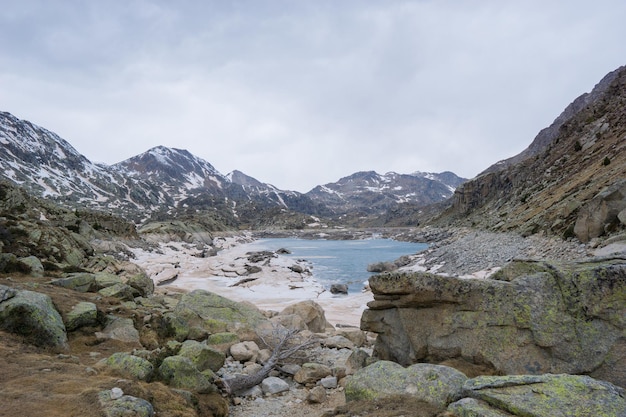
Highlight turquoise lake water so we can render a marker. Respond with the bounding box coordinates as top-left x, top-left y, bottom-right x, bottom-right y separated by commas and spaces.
246, 238, 428, 293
